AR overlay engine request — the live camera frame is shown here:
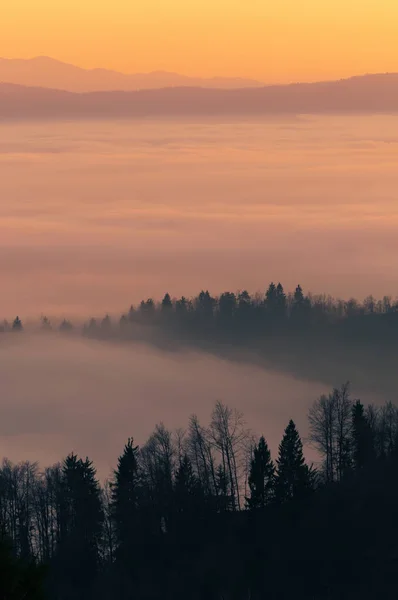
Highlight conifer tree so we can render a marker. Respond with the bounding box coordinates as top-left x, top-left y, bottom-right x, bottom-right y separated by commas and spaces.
275, 283, 287, 319
41, 316, 52, 331
351, 400, 375, 469
275, 420, 312, 504
12, 316, 23, 331
161, 293, 173, 311
265, 282, 277, 313
174, 454, 203, 526
246, 436, 275, 510
112, 438, 141, 554
56, 454, 103, 595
